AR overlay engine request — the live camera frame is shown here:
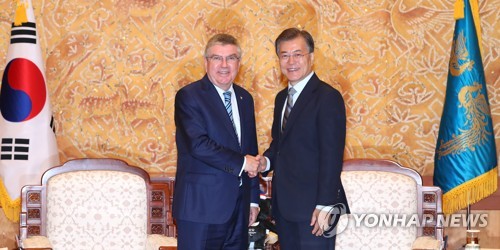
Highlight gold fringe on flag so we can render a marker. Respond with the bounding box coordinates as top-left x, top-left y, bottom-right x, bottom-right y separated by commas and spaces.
442, 167, 498, 214
0, 179, 21, 222
14, 0, 28, 26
